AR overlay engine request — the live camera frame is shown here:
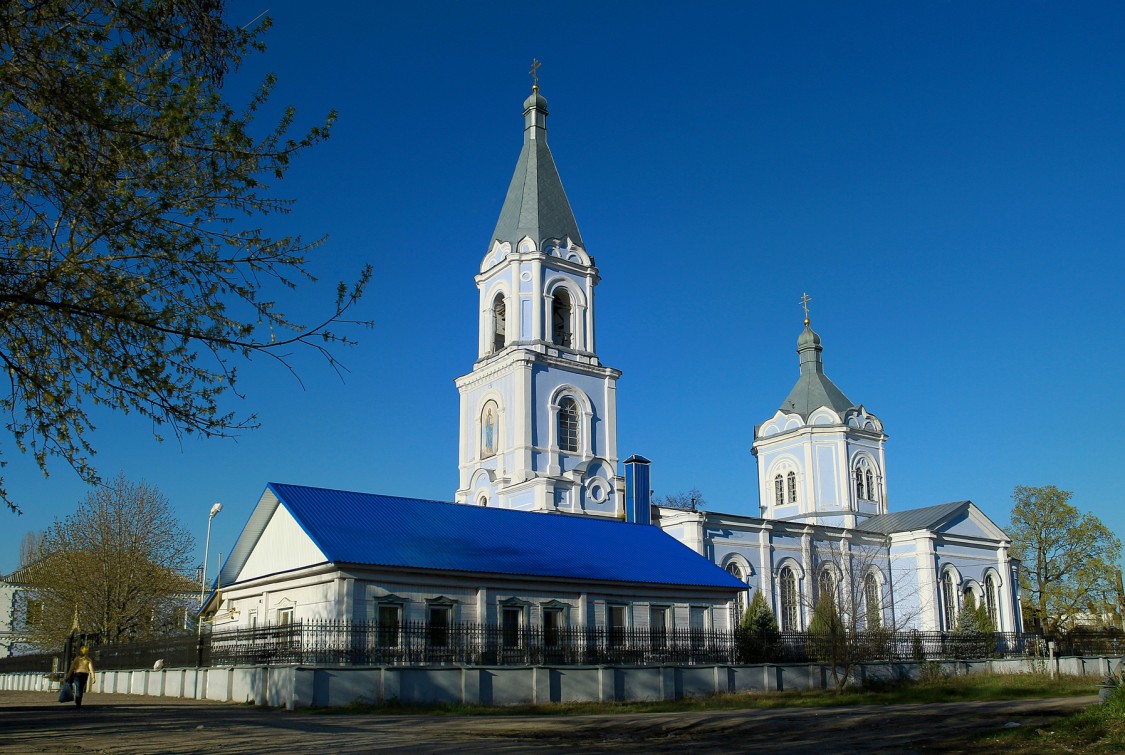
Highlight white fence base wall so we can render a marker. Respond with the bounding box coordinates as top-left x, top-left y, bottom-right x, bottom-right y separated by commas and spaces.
2, 656, 1119, 710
